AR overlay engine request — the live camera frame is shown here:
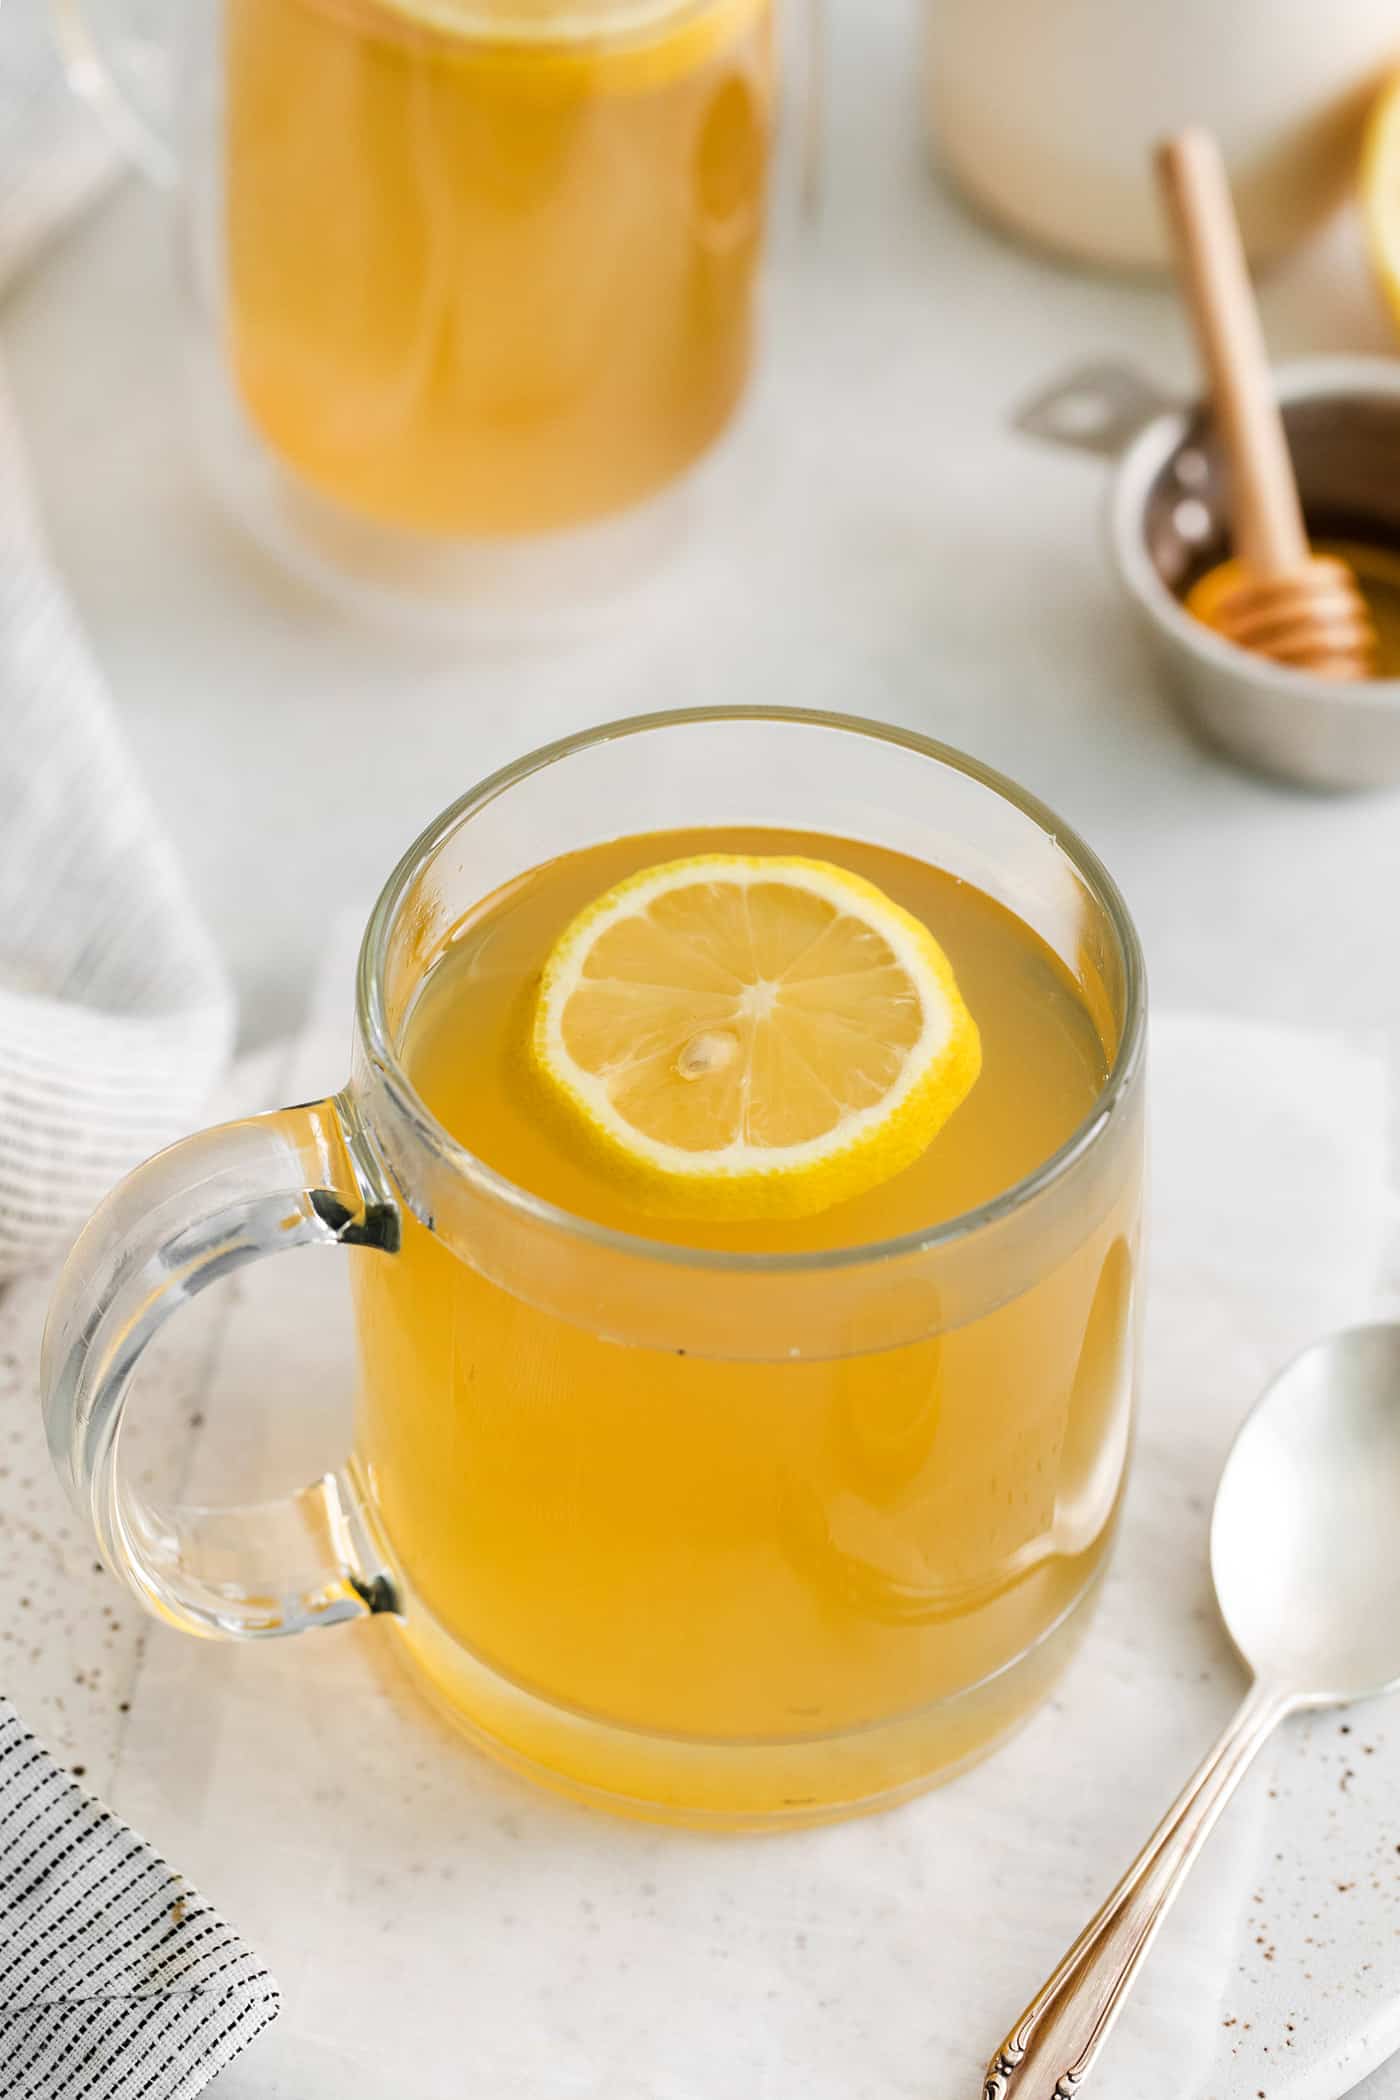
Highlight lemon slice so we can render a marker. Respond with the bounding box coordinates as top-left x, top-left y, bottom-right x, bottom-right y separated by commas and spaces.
1362, 73, 1400, 334
530, 855, 982, 1220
